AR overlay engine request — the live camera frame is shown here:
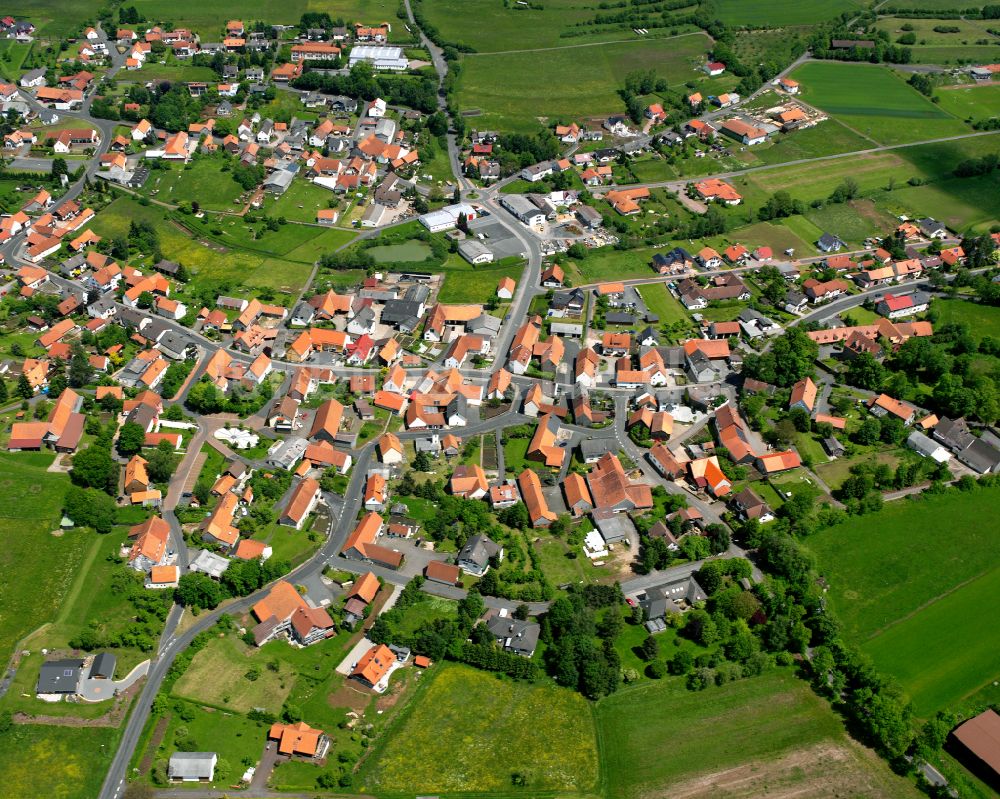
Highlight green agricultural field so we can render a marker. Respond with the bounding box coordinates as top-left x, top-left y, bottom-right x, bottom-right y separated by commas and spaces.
713, 0, 860, 26
888, 173, 1000, 231
361, 664, 599, 794
749, 119, 876, 165
131, 0, 400, 36
806, 486, 1000, 715
874, 17, 1000, 65
936, 84, 1000, 122
933, 298, 1000, 341
457, 33, 712, 131
0, 451, 84, 662
598, 670, 920, 799
0, 725, 117, 799
789, 62, 970, 145
14, 0, 103, 37
863, 566, 1000, 718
